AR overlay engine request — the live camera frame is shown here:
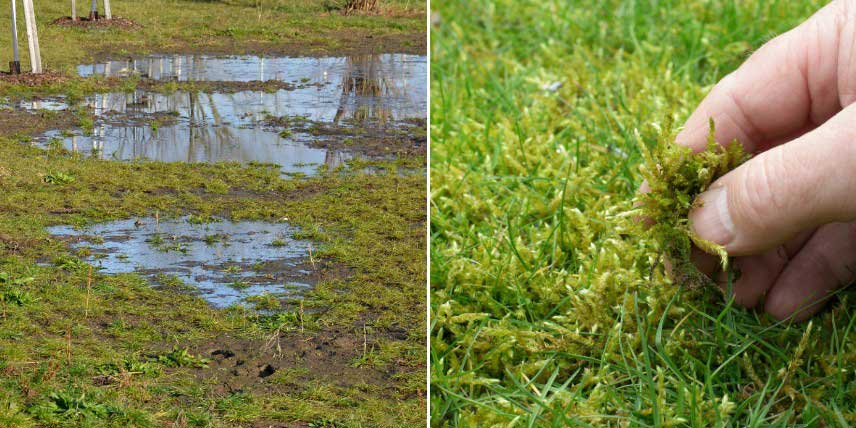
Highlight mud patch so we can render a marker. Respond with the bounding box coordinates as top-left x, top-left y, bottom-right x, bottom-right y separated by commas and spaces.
262, 115, 426, 157
0, 71, 69, 86
137, 79, 302, 93
0, 107, 77, 138
194, 328, 393, 395
51, 16, 141, 29
47, 216, 319, 307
